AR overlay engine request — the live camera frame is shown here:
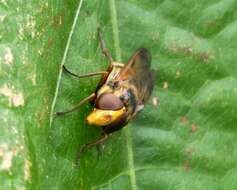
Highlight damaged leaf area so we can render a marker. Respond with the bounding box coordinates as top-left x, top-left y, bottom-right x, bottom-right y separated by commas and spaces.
0, 0, 78, 189
1, 0, 237, 190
